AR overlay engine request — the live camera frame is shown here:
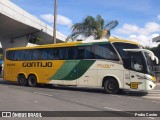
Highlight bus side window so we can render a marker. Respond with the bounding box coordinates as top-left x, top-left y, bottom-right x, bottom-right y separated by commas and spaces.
19, 50, 25, 60
85, 46, 95, 59
14, 51, 22, 61
24, 50, 32, 60
77, 47, 85, 59
53, 49, 59, 60
48, 49, 54, 60
59, 48, 68, 60
68, 47, 77, 59
6, 51, 10, 60
40, 49, 48, 60
93, 44, 119, 60
33, 50, 39, 60
6, 51, 15, 61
